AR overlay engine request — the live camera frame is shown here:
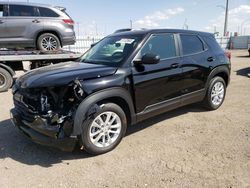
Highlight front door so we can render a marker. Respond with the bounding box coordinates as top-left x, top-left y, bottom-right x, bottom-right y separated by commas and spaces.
132, 33, 183, 115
